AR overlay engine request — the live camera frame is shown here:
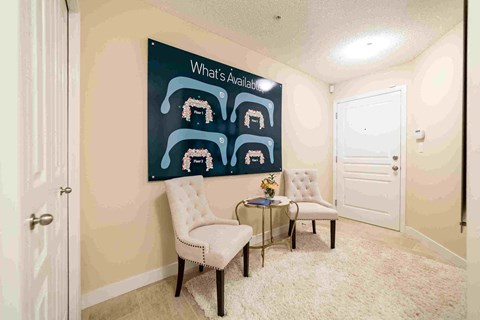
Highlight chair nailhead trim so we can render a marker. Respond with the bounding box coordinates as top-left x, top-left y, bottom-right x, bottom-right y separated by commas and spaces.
176, 236, 207, 264
176, 236, 251, 270
294, 218, 339, 221
178, 255, 222, 270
